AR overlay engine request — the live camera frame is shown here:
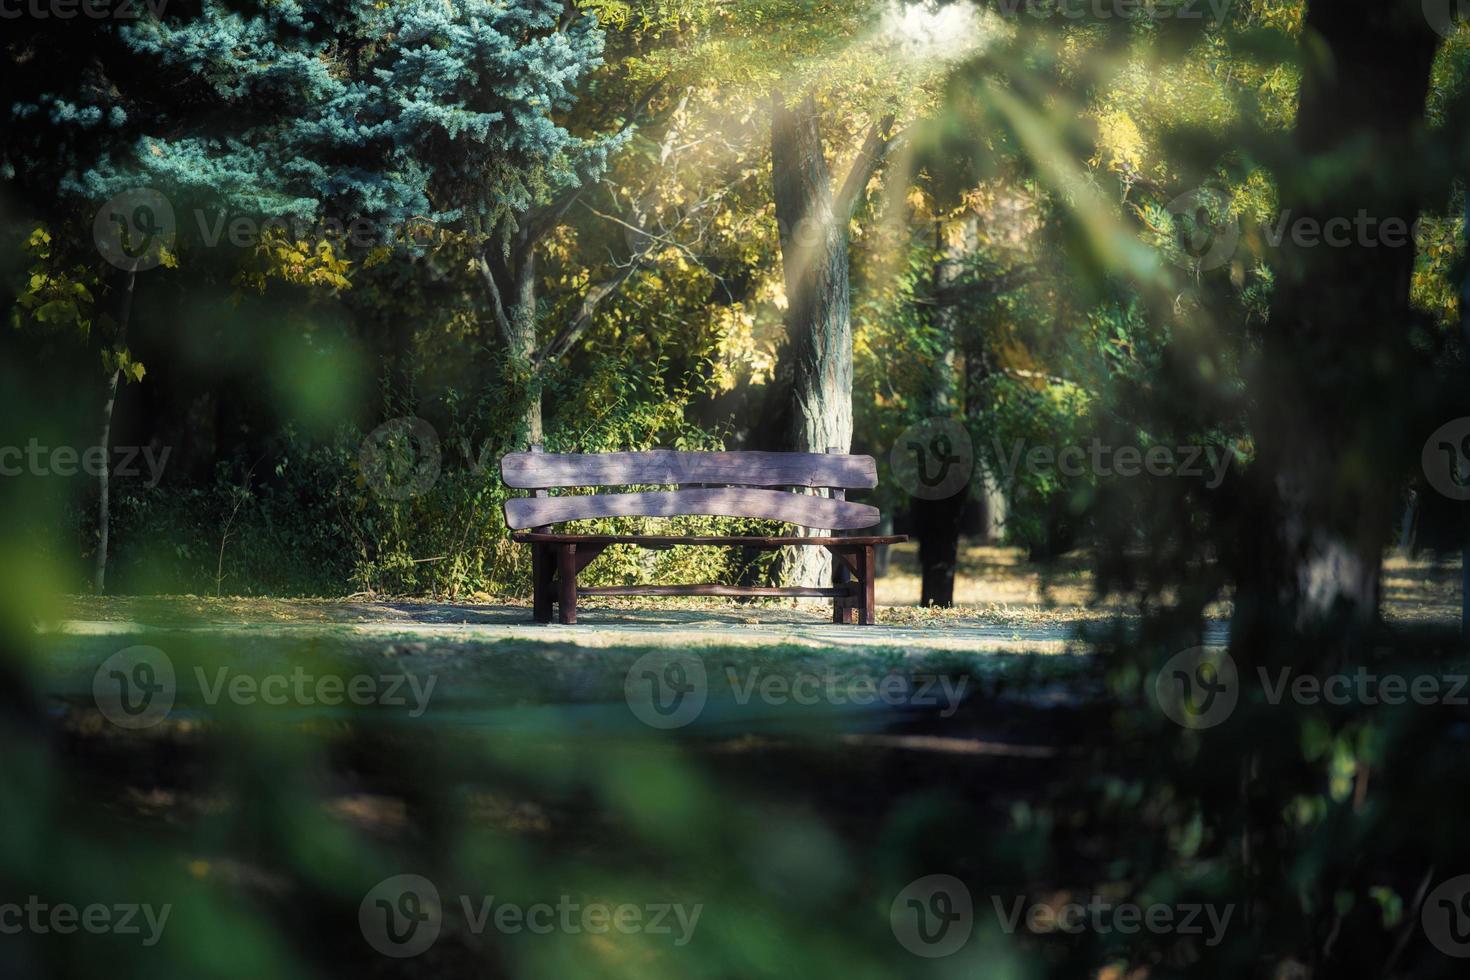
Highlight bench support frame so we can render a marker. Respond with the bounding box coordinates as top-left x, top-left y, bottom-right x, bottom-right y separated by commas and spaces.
530, 540, 876, 626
